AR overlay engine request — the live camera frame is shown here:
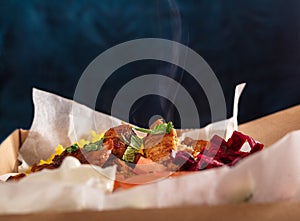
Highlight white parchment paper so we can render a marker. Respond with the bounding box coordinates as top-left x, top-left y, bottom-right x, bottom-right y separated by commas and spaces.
1, 130, 300, 214
1, 83, 300, 214
103, 130, 300, 210
20, 83, 245, 165
0, 157, 116, 213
